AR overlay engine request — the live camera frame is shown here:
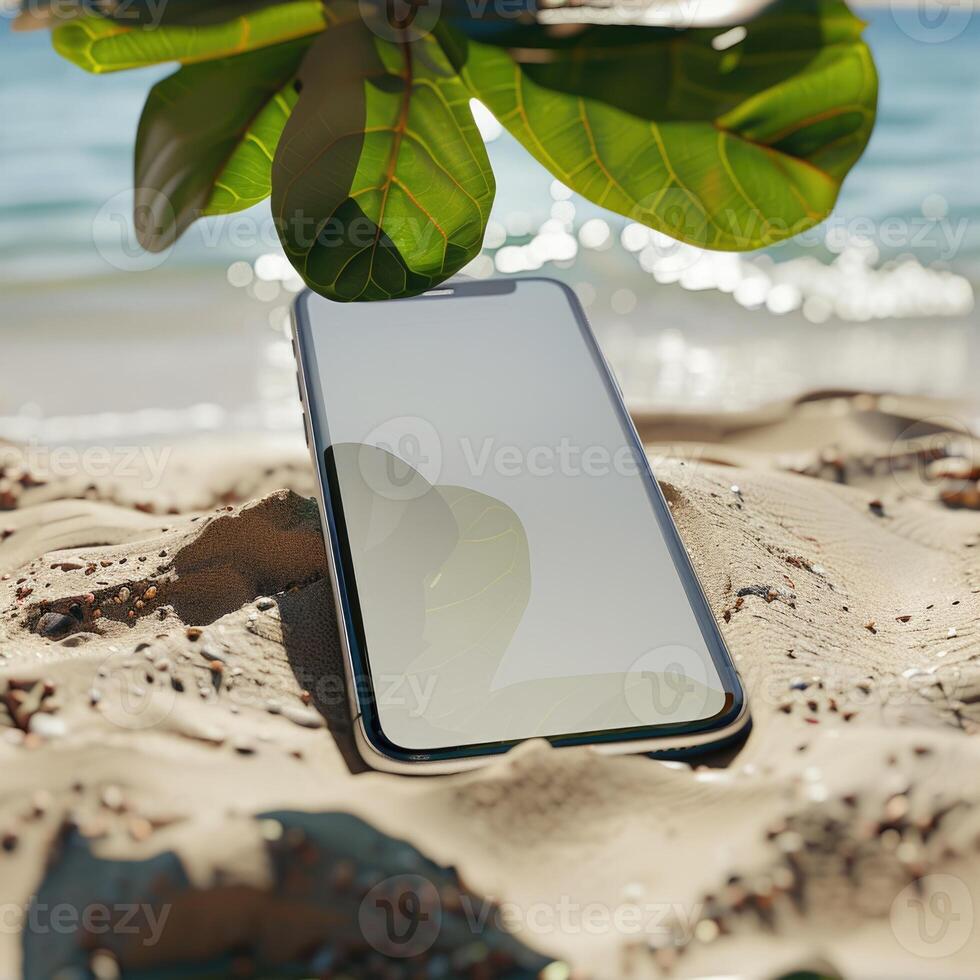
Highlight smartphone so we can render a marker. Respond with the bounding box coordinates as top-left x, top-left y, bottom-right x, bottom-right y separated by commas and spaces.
293, 277, 747, 773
